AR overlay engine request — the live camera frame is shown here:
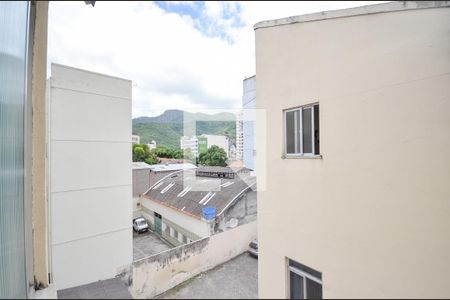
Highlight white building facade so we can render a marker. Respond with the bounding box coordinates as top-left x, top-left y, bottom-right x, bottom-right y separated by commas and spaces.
132, 134, 140, 145
201, 134, 230, 158
235, 112, 243, 160
242, 76, 256, 171
147, 140, 156, 150
180, 135, 199, 157
48, 64, 133, 290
